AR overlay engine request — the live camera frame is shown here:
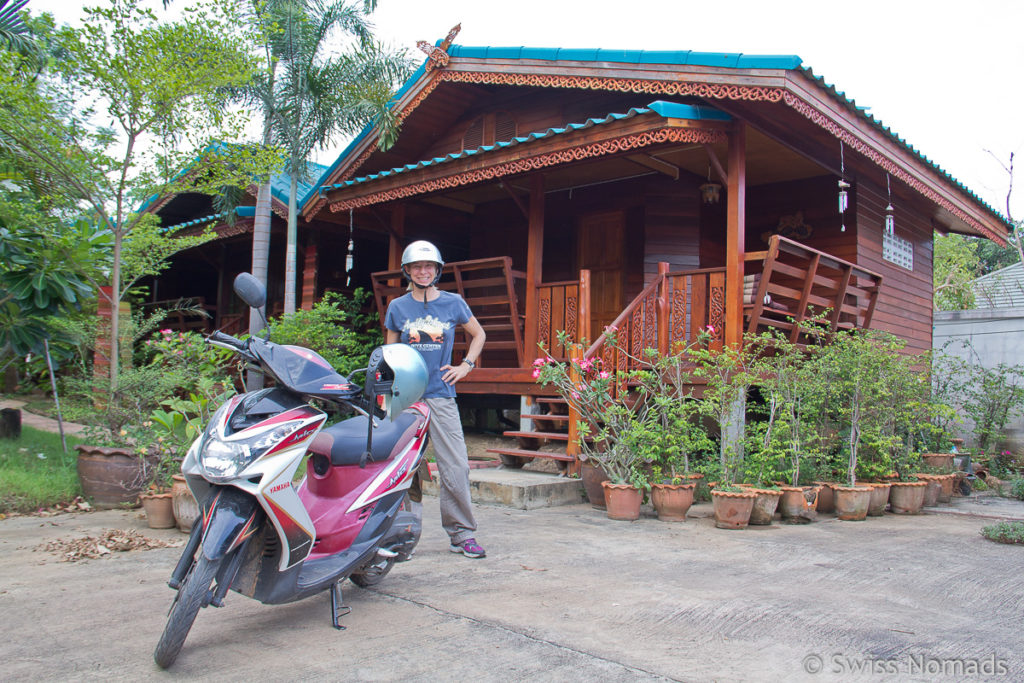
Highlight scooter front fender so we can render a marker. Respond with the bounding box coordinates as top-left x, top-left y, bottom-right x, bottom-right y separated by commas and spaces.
201, 487, 263, 562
